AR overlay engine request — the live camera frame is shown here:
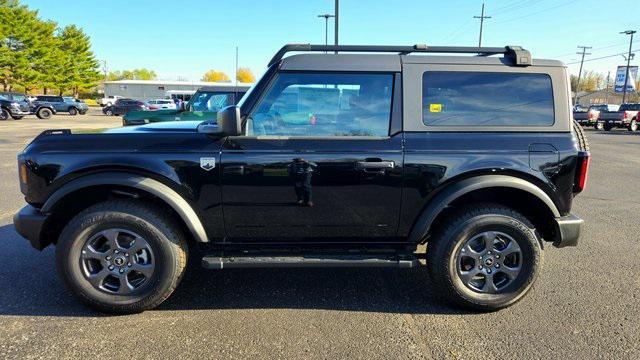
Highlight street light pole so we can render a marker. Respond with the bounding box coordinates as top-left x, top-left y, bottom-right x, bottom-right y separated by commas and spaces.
334, 0, 339, 47
317, 14, 335, 50
620, 30, 636, 104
